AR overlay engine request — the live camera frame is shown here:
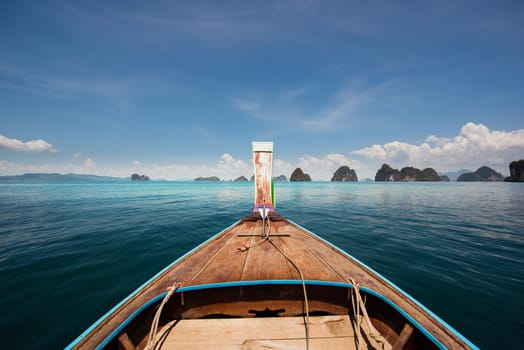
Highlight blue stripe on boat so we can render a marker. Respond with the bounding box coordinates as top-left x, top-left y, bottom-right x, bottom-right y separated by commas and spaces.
91, 279, 444, 349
